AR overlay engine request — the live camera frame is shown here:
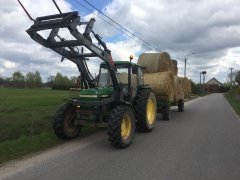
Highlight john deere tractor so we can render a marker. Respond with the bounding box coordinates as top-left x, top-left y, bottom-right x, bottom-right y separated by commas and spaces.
22, 3, 157, 148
